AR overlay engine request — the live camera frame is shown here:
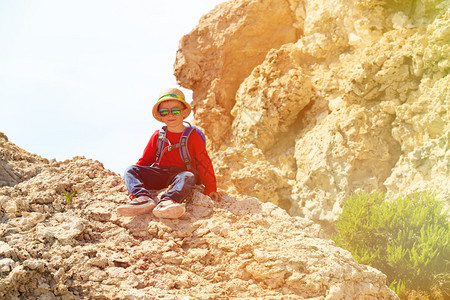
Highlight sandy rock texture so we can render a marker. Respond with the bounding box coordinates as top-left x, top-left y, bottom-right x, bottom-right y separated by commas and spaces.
0, 132, 49, 188
0, 133, 398, 299
175, 0, 450, 222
